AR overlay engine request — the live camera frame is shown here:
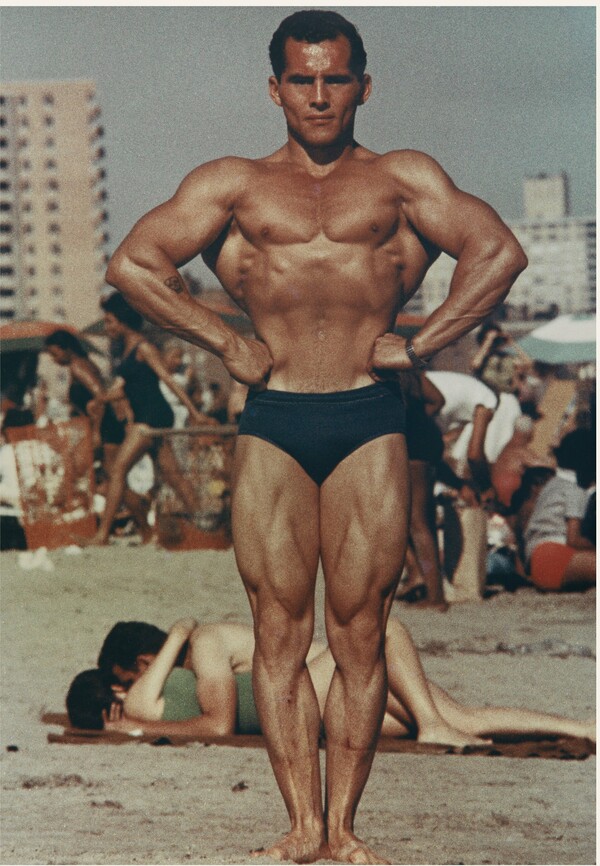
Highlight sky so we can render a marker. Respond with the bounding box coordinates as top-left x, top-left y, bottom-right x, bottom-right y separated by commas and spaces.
1, 4, 595, 285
